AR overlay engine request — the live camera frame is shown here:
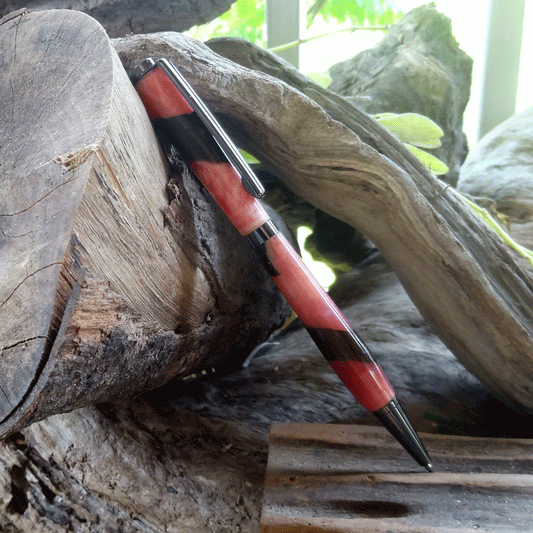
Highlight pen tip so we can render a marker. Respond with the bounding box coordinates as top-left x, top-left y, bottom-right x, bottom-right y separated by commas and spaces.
373, 397, 433, 471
